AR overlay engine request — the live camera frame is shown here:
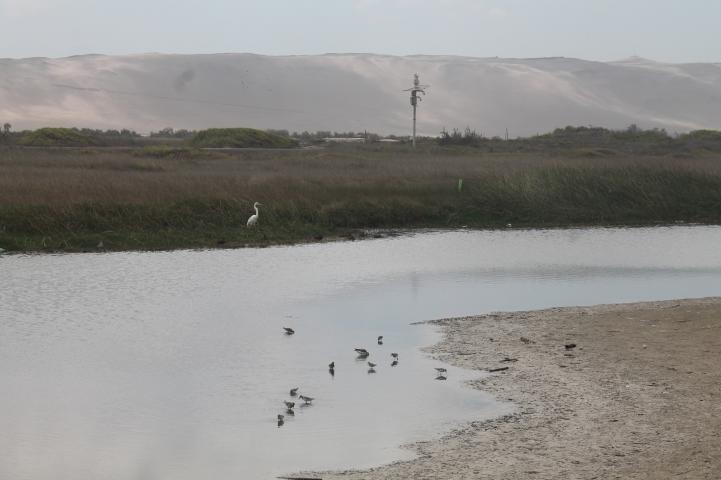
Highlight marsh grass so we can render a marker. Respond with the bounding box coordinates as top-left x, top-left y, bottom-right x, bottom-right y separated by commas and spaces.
2, 144, 721, 252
